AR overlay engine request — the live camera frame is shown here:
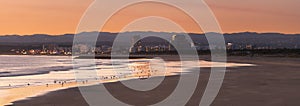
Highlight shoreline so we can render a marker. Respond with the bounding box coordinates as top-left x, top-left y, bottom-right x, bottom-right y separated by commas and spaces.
7, 75, 185, 106
10, 56, 300, 106
1, 73, 181, 106
0, 58, 256, 106
1, 81, 79, 106
0, 78, 129, 106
